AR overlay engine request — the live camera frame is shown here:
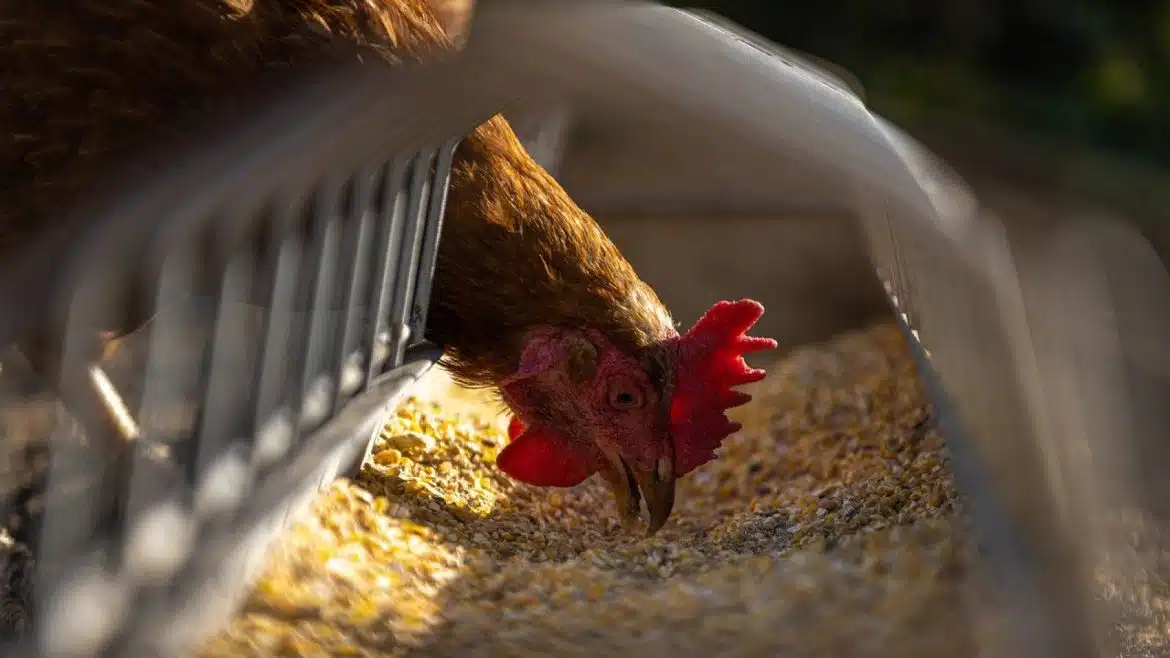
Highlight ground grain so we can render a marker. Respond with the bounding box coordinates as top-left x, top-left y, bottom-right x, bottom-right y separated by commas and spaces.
197, 323, 985, 658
